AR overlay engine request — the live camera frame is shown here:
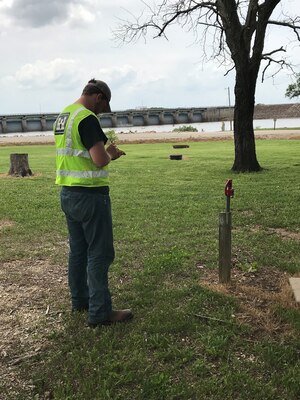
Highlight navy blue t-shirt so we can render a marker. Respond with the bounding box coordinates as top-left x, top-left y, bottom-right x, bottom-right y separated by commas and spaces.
78, 115, 108, 150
